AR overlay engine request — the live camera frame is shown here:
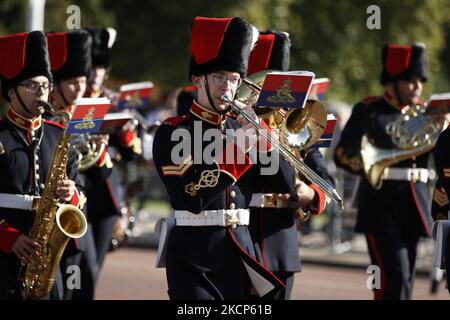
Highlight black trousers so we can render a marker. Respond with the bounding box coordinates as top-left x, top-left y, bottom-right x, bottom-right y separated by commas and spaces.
91, 214, 118, 269
71, 225, 99, 300
60, 227, 98, 300
0, 257, 63, 300
365, 233, 419, 300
